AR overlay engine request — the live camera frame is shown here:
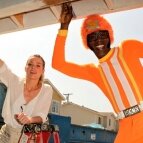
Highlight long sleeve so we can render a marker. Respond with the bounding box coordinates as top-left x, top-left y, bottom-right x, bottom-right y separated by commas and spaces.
52, 30, 100, 80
